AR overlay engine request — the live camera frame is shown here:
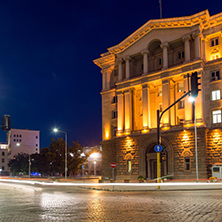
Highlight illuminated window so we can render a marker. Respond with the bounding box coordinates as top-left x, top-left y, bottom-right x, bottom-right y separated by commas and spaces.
159, 104, 162, 112
211, 71, 220, 81
177, 82, 183, 92
212, 90, 221, 101
185, 157, 190, 170
157, 87, 162, 97
178, 51, 184, 59
210, 38, 219, 47
127, 160, 131, 172
178, 100, 185, 109
212, 110, 221, 124
112, 110, 118, 119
